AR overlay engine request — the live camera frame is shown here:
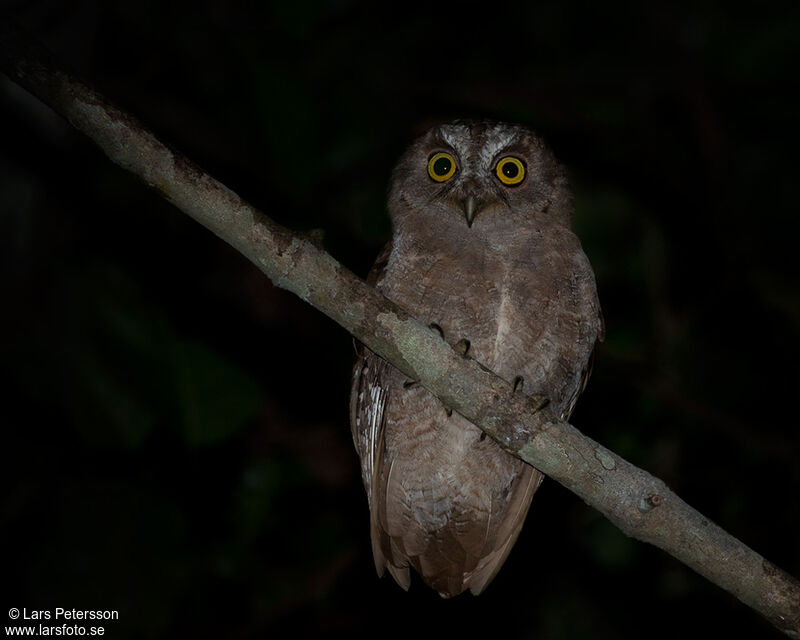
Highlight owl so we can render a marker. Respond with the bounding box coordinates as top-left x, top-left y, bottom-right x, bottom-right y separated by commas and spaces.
350, 120, 603, 597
